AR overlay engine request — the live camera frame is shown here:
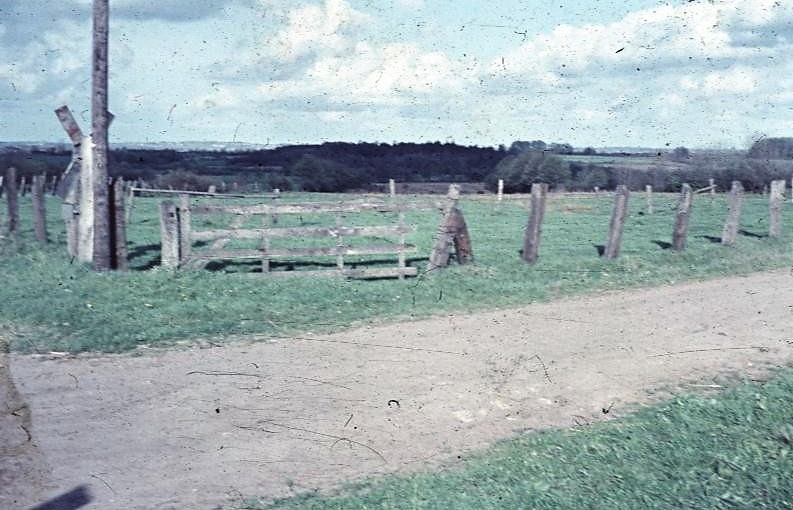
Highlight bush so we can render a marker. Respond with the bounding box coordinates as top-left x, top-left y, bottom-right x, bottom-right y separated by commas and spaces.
154, 169, 216, 191
485, 151, 571, 192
